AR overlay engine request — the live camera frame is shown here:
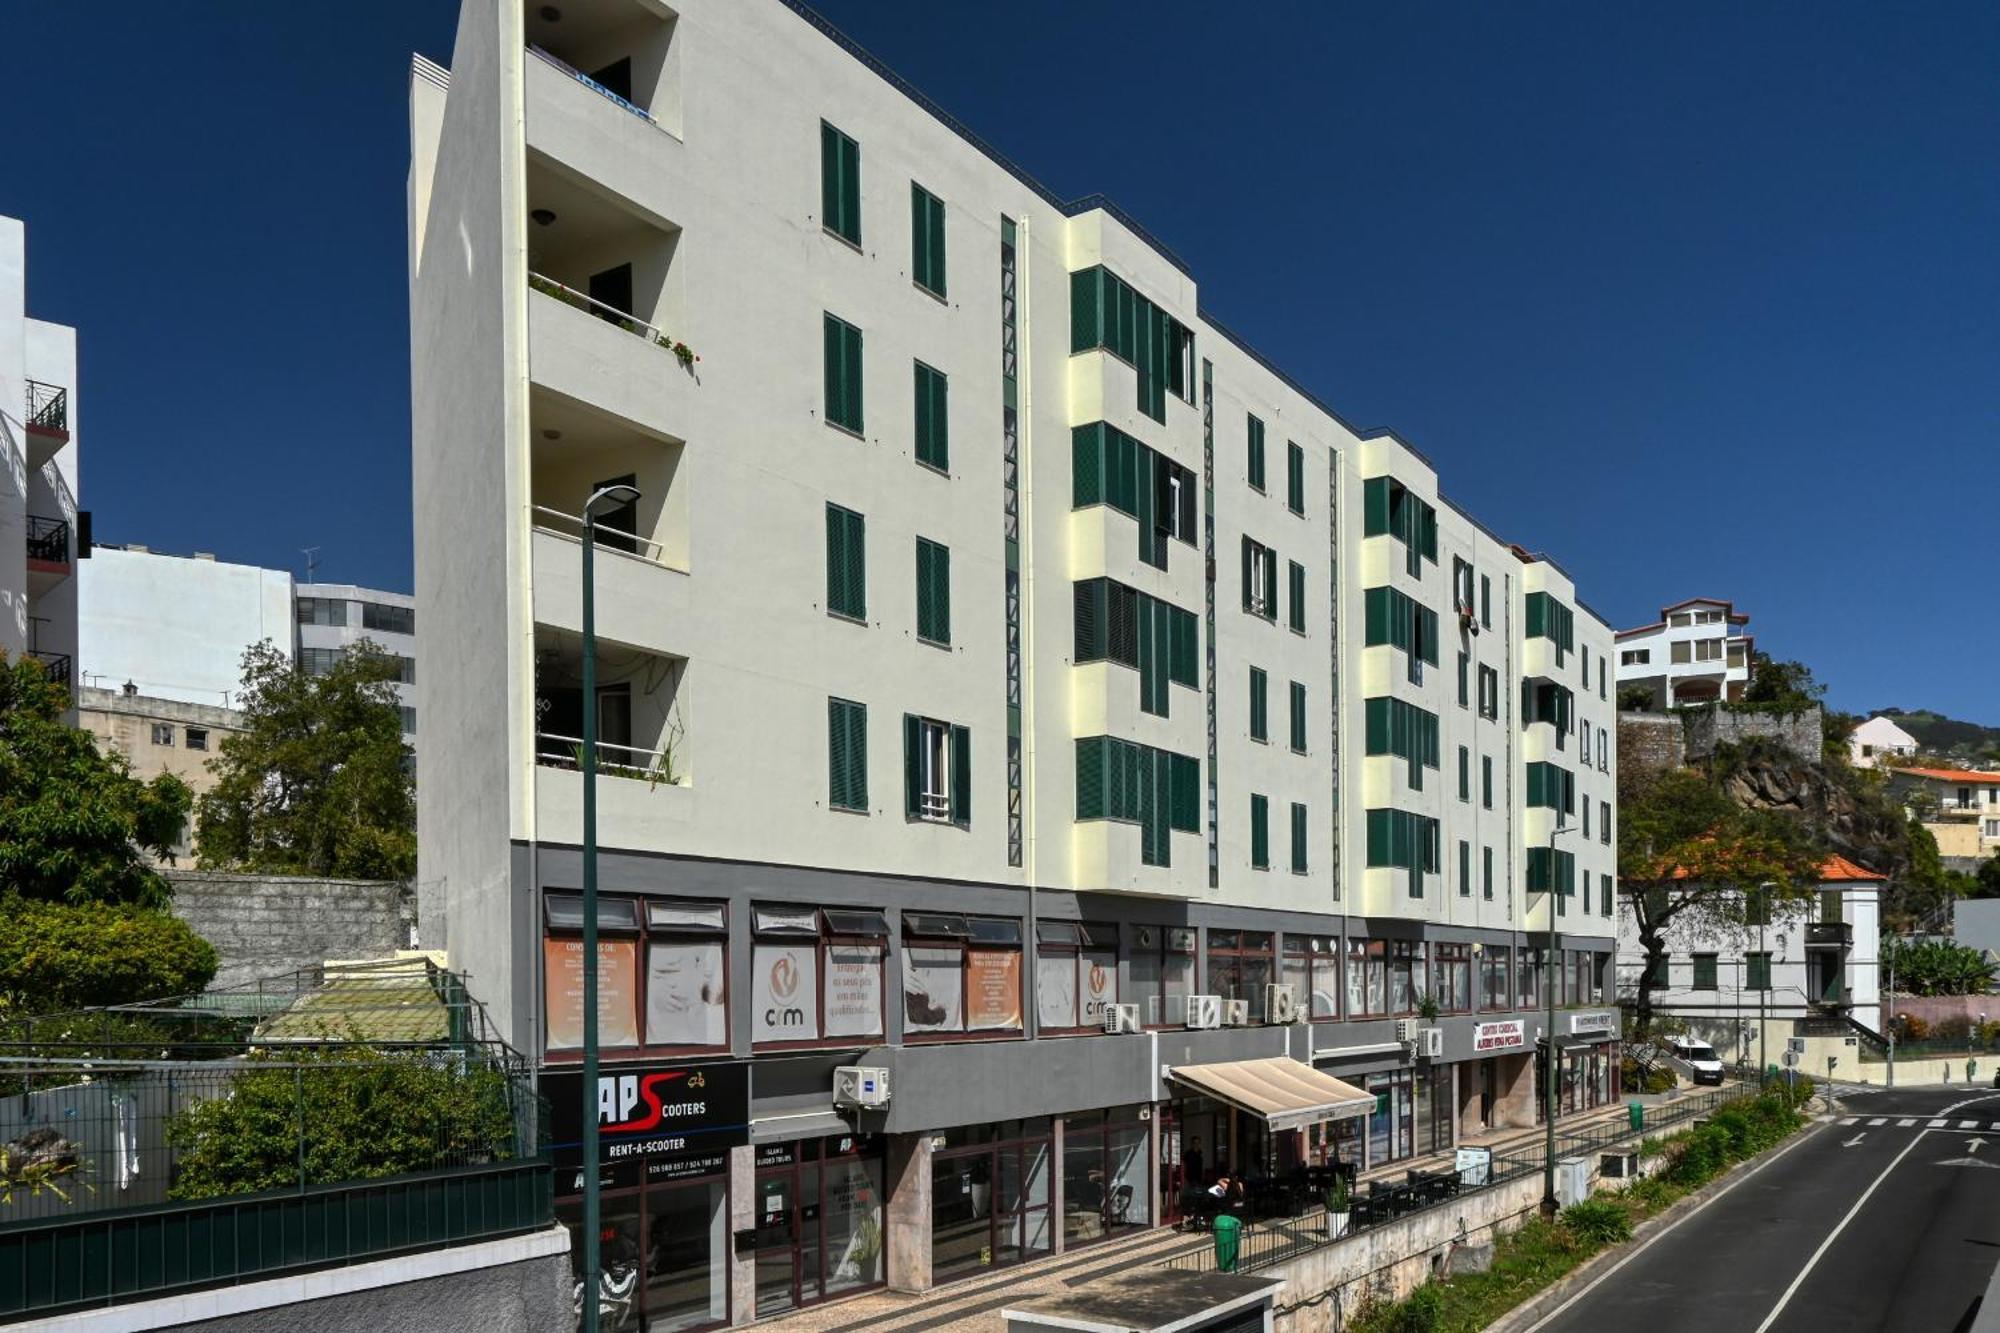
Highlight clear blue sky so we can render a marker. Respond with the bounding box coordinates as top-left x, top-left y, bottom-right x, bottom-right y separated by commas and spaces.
8, 3, 1996, 721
